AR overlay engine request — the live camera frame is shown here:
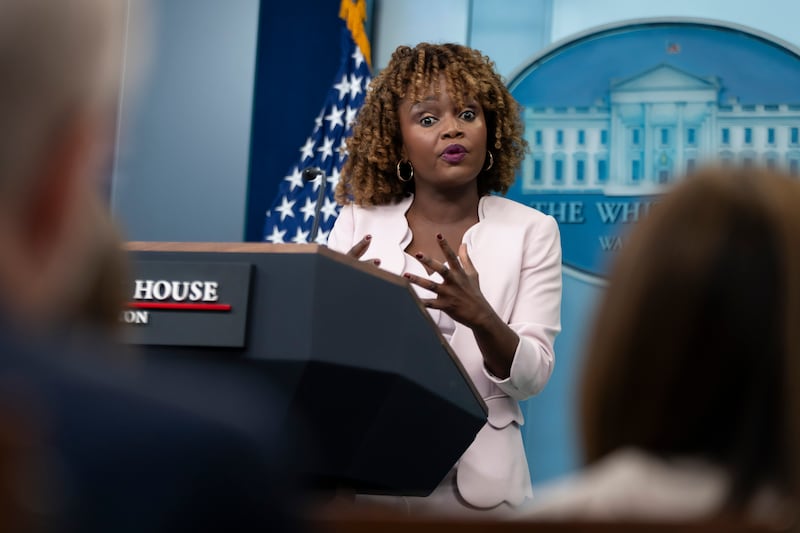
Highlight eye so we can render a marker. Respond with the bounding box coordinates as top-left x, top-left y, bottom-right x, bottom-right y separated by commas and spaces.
420, 115, 437, 127
460, 109, 477, 121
